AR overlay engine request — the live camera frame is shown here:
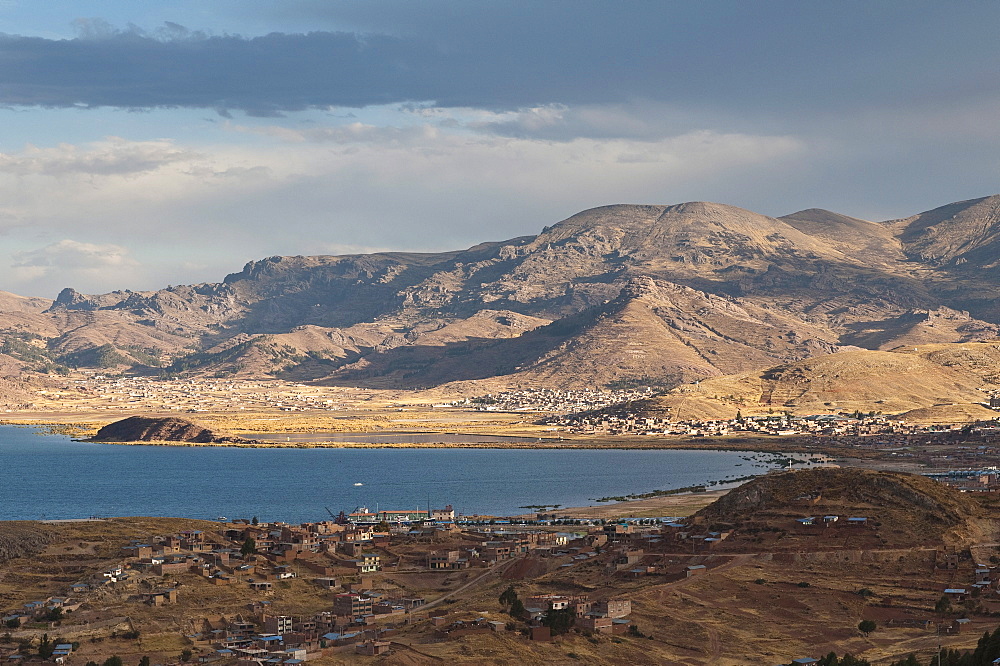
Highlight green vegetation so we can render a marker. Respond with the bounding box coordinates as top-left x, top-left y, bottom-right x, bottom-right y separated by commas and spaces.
812, 654, 870, 666
0, 334, 67, 373
240, 537, 257, 557
889, 625, 1000, 665
541, 607, 575, 635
